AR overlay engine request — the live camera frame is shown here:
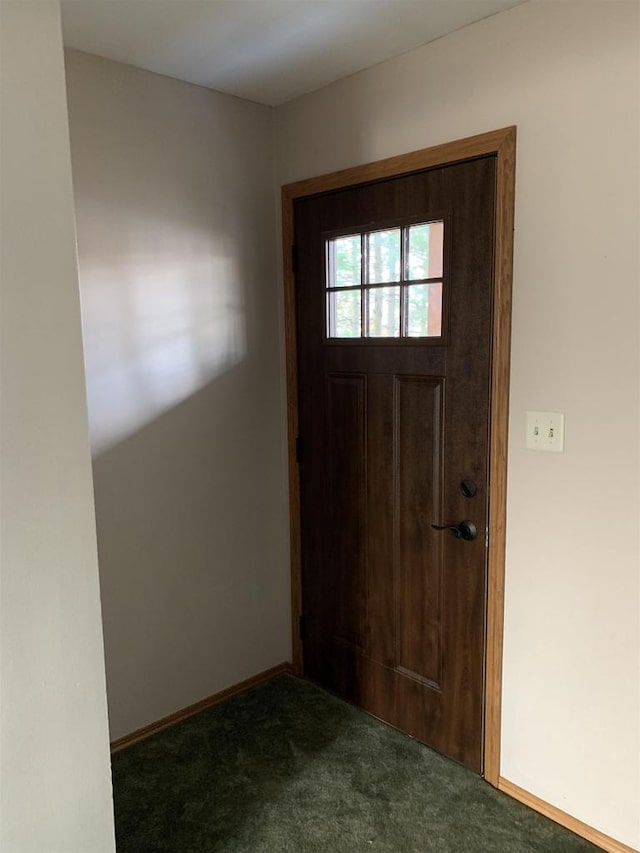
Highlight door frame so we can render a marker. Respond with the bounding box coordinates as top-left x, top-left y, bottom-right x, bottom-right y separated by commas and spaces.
281, 126, 516, 786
